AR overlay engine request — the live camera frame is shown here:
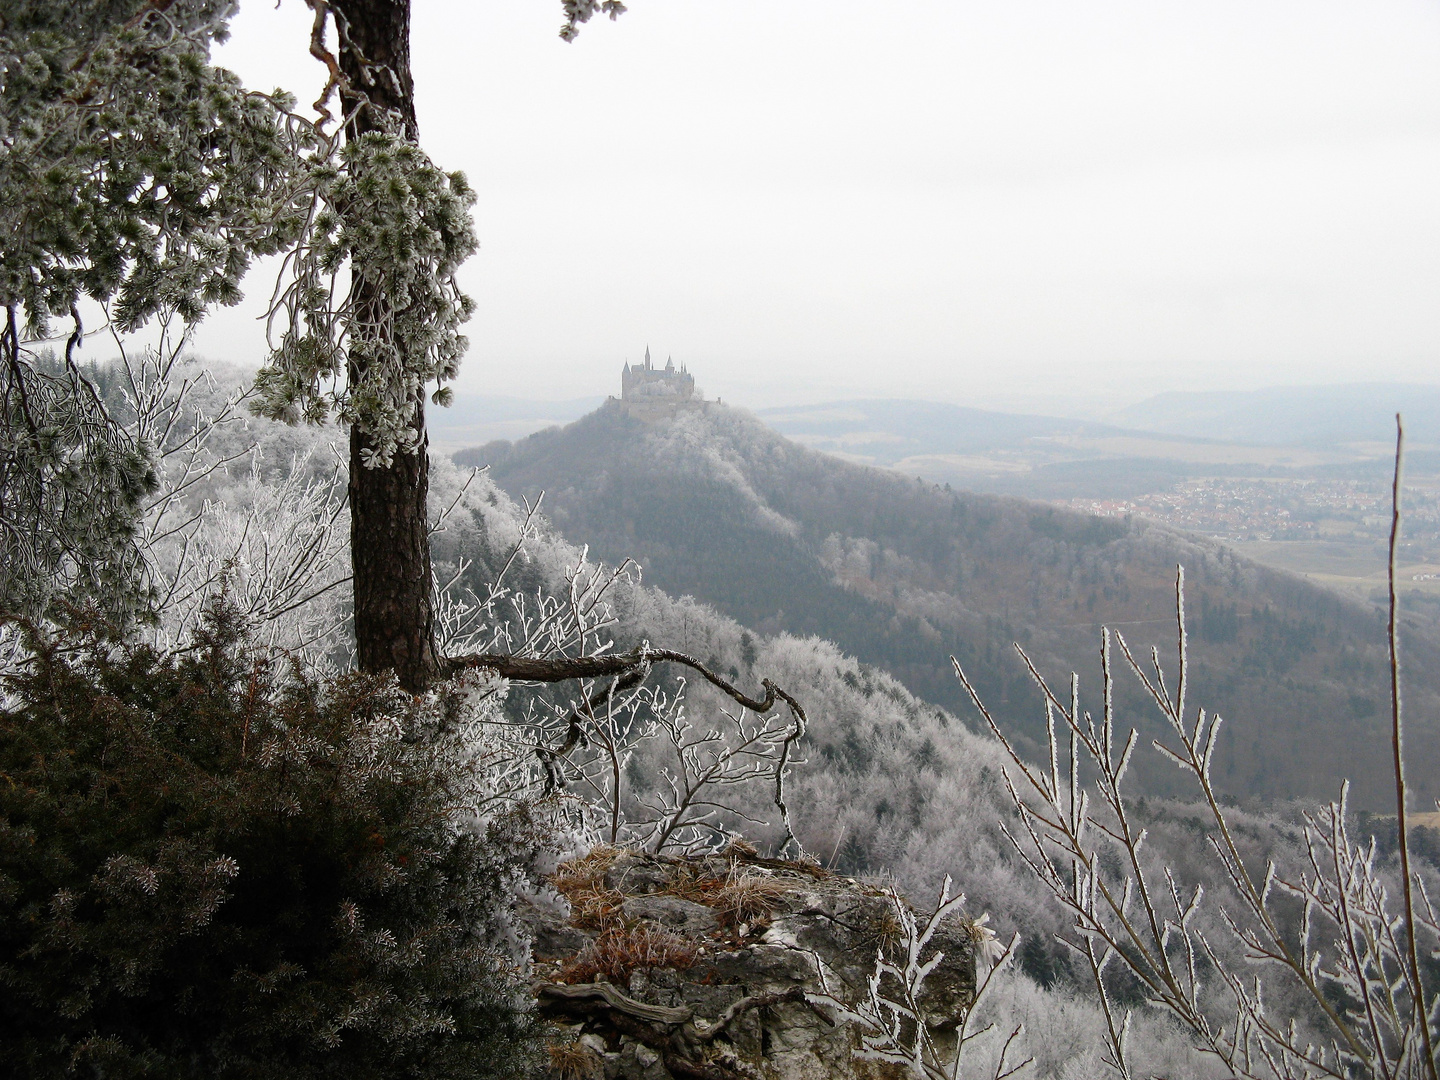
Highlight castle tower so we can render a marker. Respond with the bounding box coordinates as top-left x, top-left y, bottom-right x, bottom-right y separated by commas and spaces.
619, 345, 697, 406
